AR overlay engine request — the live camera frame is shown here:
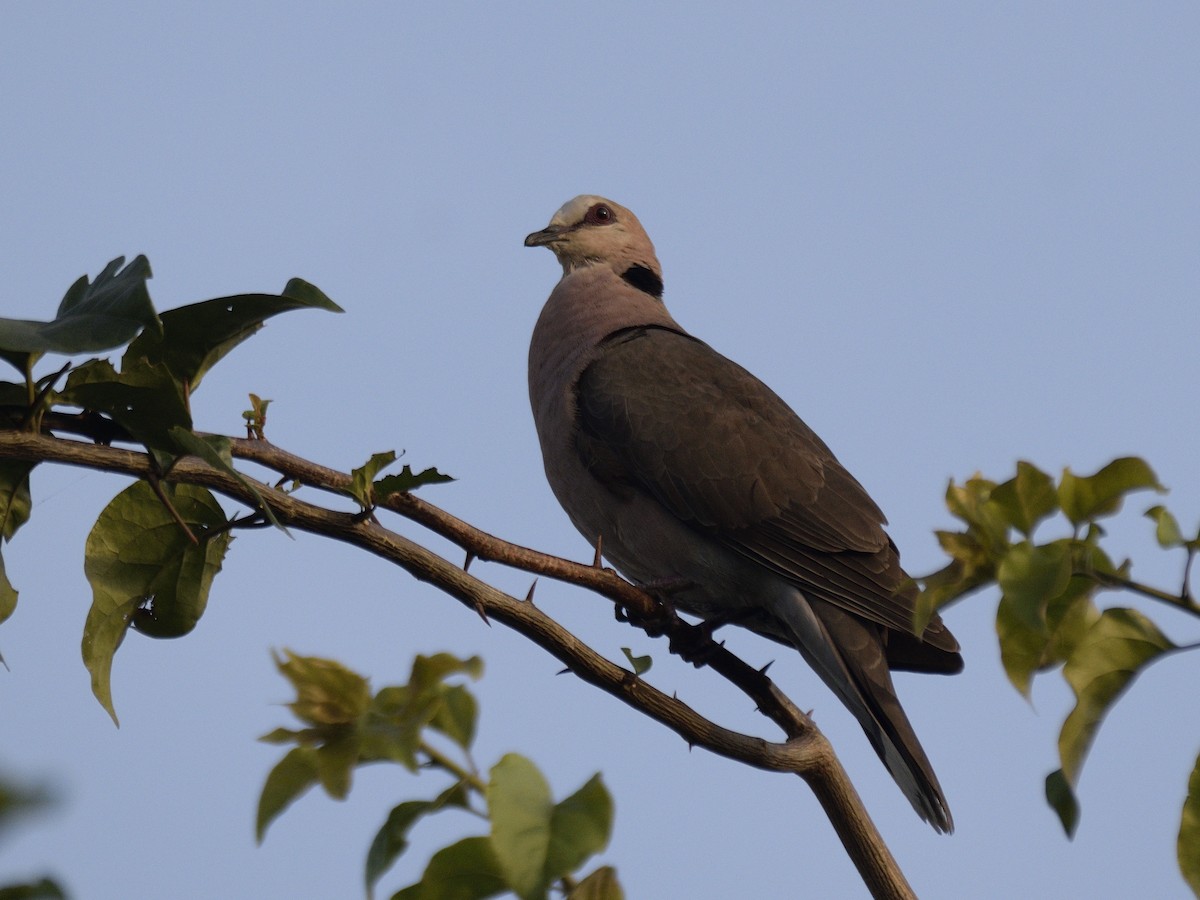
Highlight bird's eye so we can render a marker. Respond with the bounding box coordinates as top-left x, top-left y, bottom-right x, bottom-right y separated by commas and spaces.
584, 204, 614, 225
